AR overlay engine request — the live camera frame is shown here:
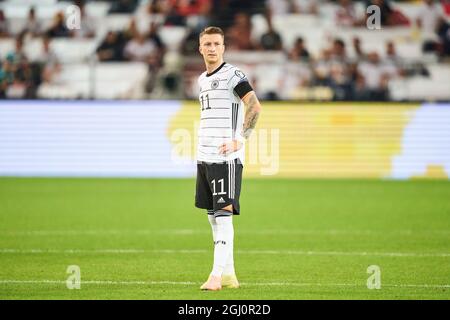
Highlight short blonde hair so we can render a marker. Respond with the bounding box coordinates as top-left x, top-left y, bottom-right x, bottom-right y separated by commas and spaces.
199, 26, 225, 41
